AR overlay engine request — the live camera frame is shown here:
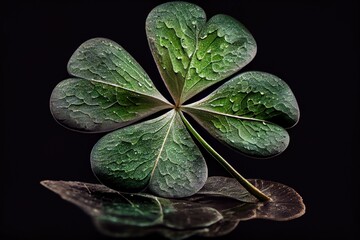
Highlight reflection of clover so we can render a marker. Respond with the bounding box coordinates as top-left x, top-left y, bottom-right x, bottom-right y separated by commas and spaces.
41, 177, 305, 239
50, 2, 299, 199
